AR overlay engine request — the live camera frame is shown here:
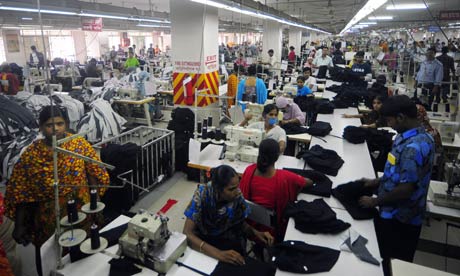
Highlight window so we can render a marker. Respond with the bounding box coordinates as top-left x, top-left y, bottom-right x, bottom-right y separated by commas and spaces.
49, 36, 76, 61
0, 36, 5, 63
